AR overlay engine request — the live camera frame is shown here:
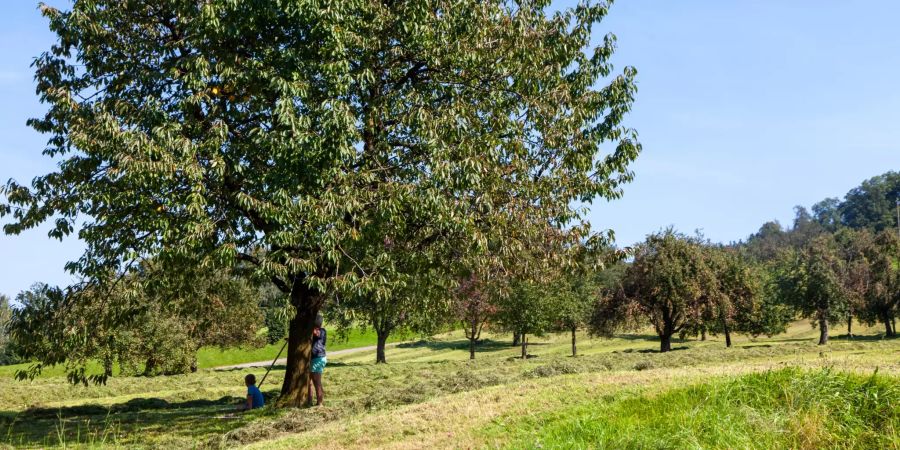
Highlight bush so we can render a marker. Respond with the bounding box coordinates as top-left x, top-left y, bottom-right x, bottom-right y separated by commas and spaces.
264, 308, 288, 345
